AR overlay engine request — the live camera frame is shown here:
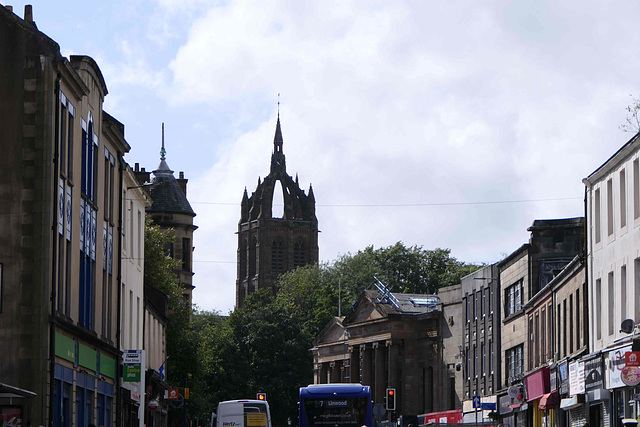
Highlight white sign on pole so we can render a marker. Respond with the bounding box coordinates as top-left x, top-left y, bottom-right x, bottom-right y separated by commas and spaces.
124, 349, 142, 364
